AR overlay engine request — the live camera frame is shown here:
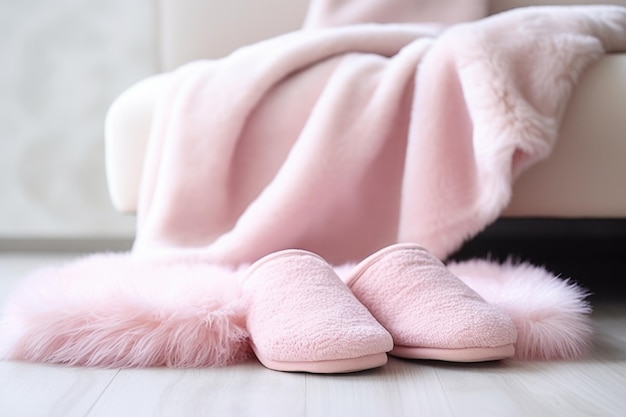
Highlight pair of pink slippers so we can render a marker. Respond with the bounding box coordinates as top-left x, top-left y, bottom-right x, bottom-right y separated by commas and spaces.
241, 243, 517, 373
